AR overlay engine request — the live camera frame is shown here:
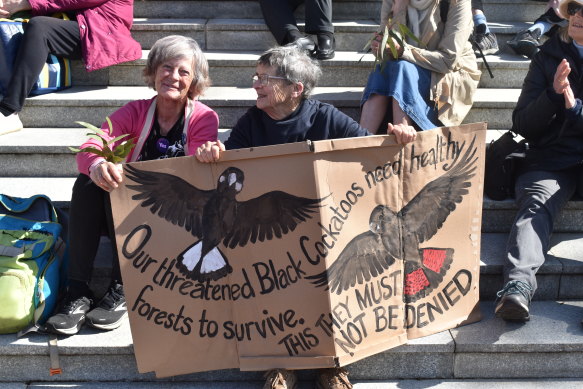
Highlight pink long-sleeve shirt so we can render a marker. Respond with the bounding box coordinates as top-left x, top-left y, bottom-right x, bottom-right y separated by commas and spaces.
76, 97, 219, 175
